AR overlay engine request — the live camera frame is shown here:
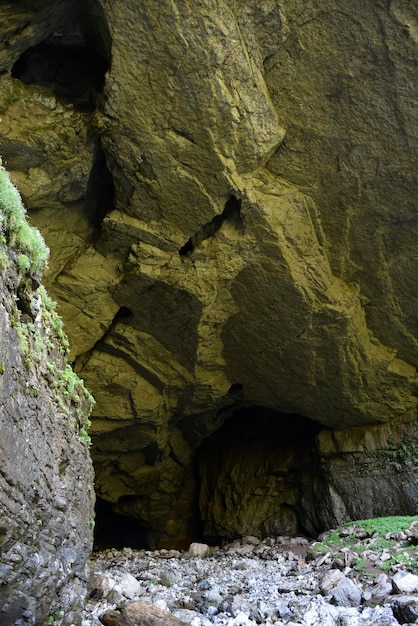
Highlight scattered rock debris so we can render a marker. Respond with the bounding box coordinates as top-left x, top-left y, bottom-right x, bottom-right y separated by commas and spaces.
74, 519, 418, 626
